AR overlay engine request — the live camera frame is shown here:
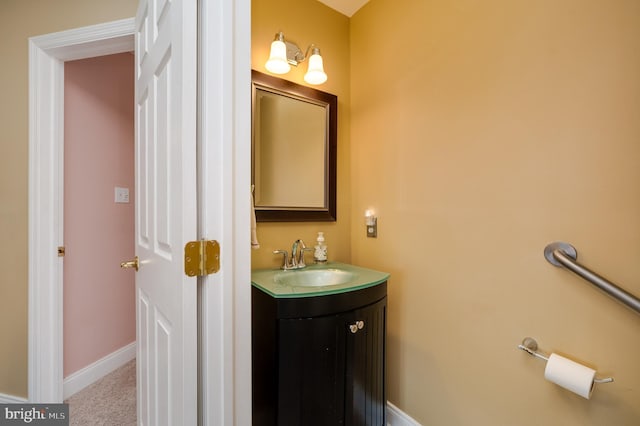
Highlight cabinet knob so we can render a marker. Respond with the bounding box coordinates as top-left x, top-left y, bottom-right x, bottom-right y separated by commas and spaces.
349, 321, 365, 334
